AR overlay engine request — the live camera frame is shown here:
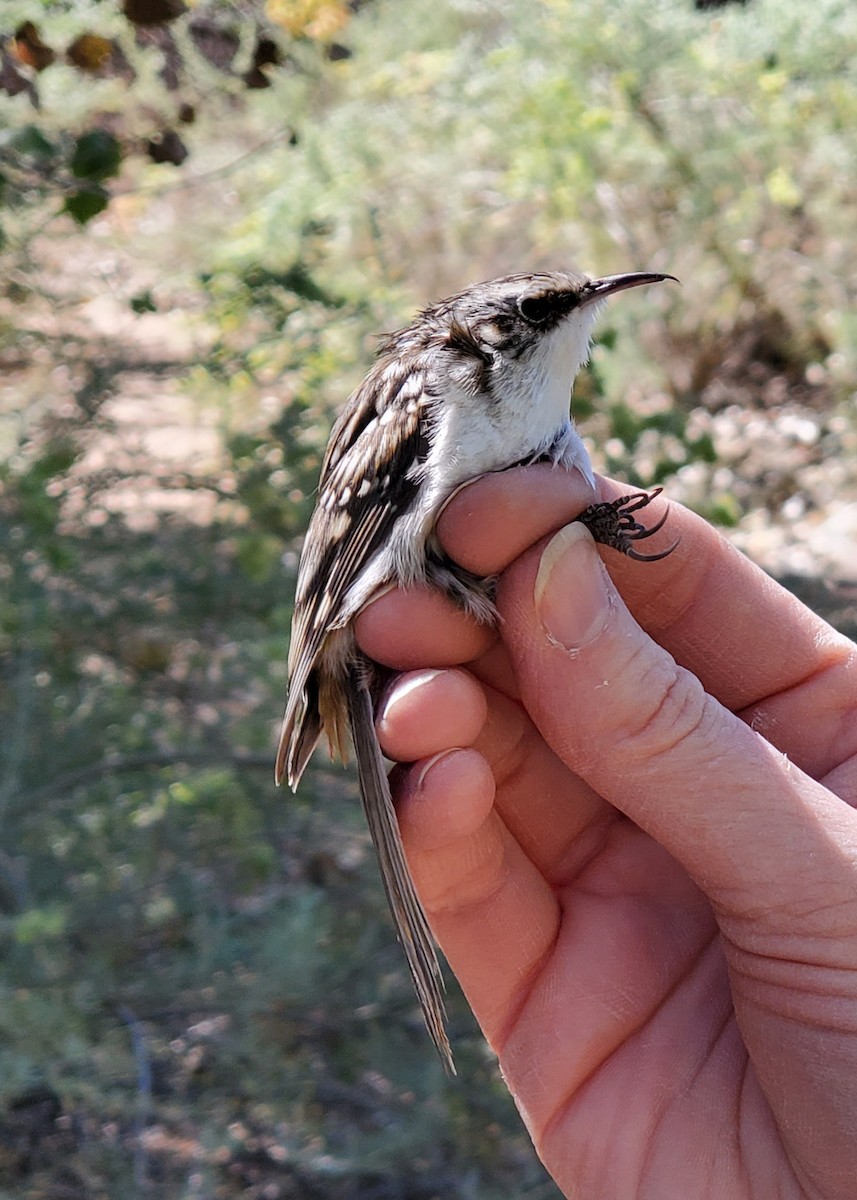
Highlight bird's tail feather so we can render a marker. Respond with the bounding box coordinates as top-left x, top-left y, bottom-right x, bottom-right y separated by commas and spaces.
347, 657, 454, 1074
